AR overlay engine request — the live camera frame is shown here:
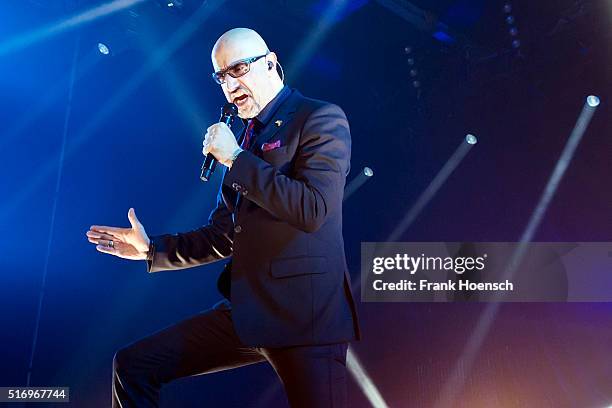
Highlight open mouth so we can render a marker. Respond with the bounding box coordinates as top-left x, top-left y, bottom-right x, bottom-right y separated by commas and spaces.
233, 94, 249, 106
